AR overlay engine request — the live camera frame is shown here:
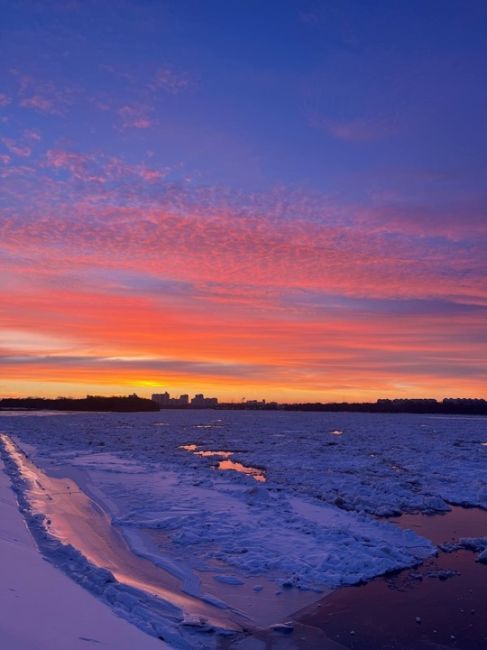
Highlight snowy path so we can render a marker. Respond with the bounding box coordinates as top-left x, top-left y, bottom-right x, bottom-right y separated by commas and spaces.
0, 456, 166, 650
